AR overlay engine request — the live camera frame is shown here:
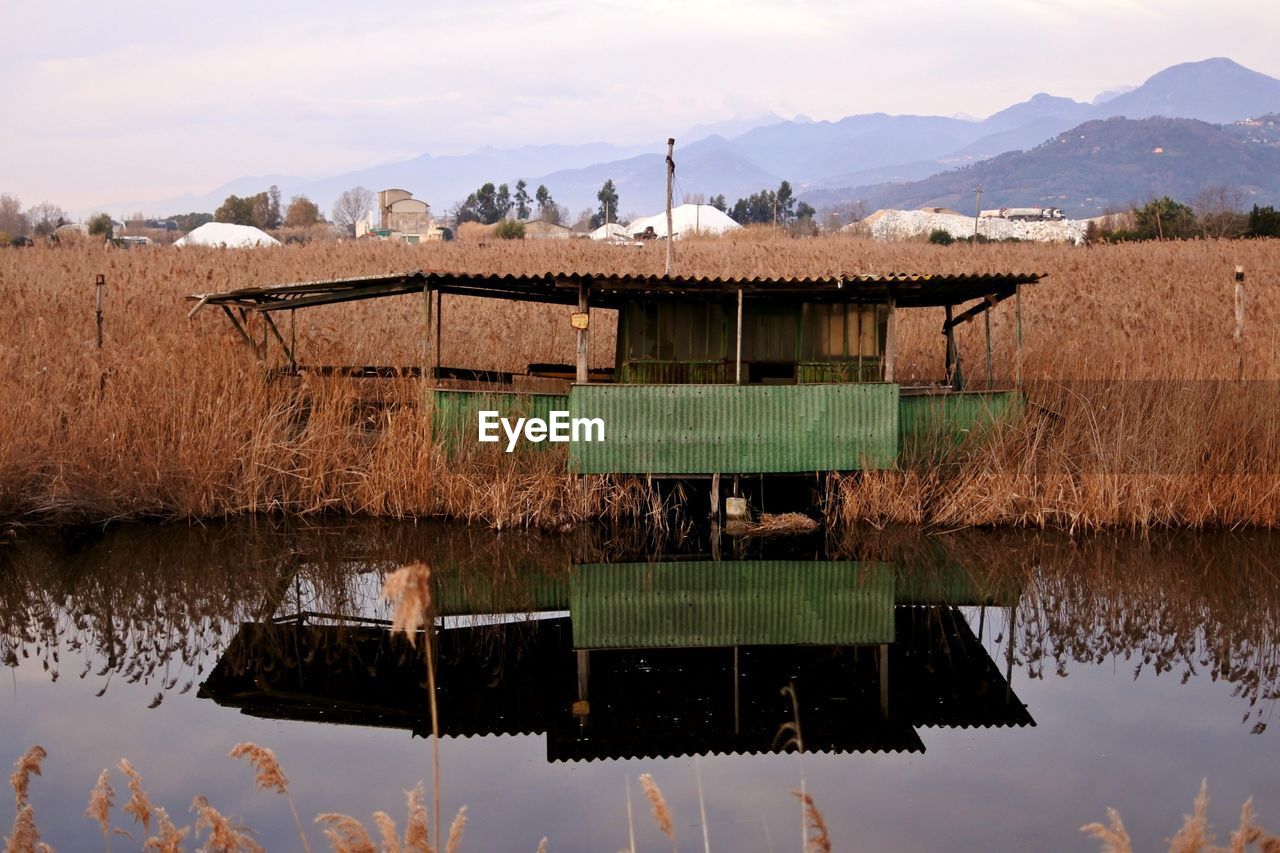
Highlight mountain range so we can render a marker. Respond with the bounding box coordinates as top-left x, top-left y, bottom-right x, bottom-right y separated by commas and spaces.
126, 58, 1280, 221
